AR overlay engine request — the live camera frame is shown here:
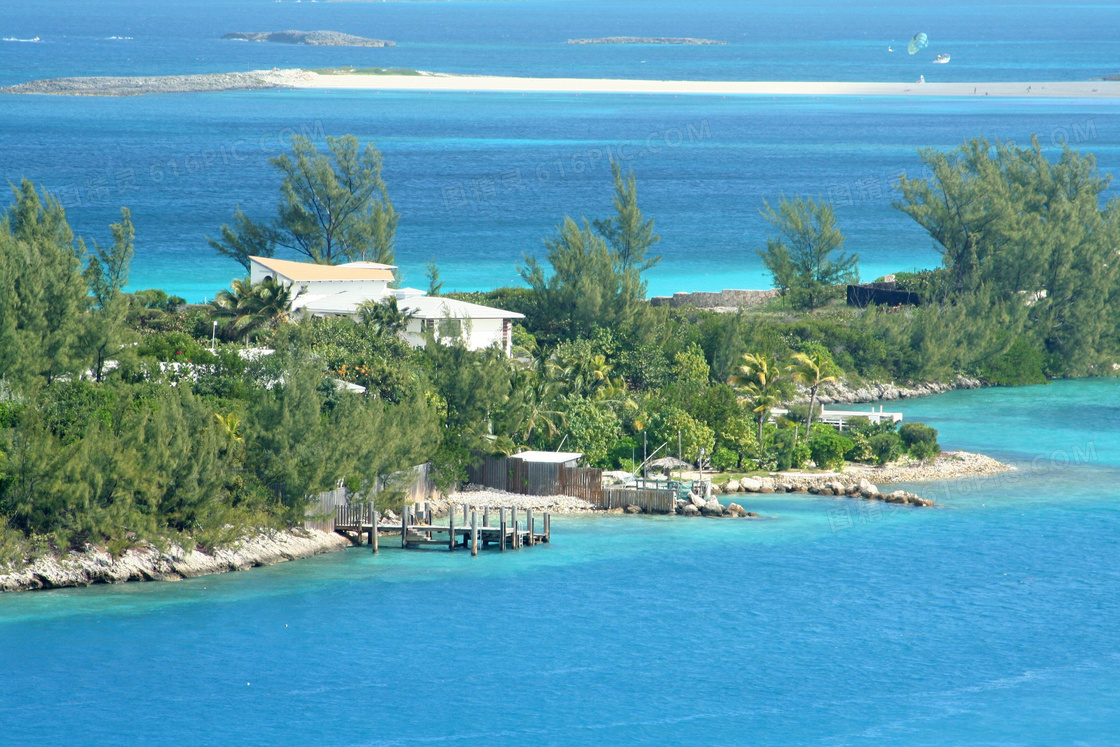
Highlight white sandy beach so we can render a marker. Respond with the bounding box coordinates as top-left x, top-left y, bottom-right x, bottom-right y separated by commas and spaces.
296, 72, 1120, 98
